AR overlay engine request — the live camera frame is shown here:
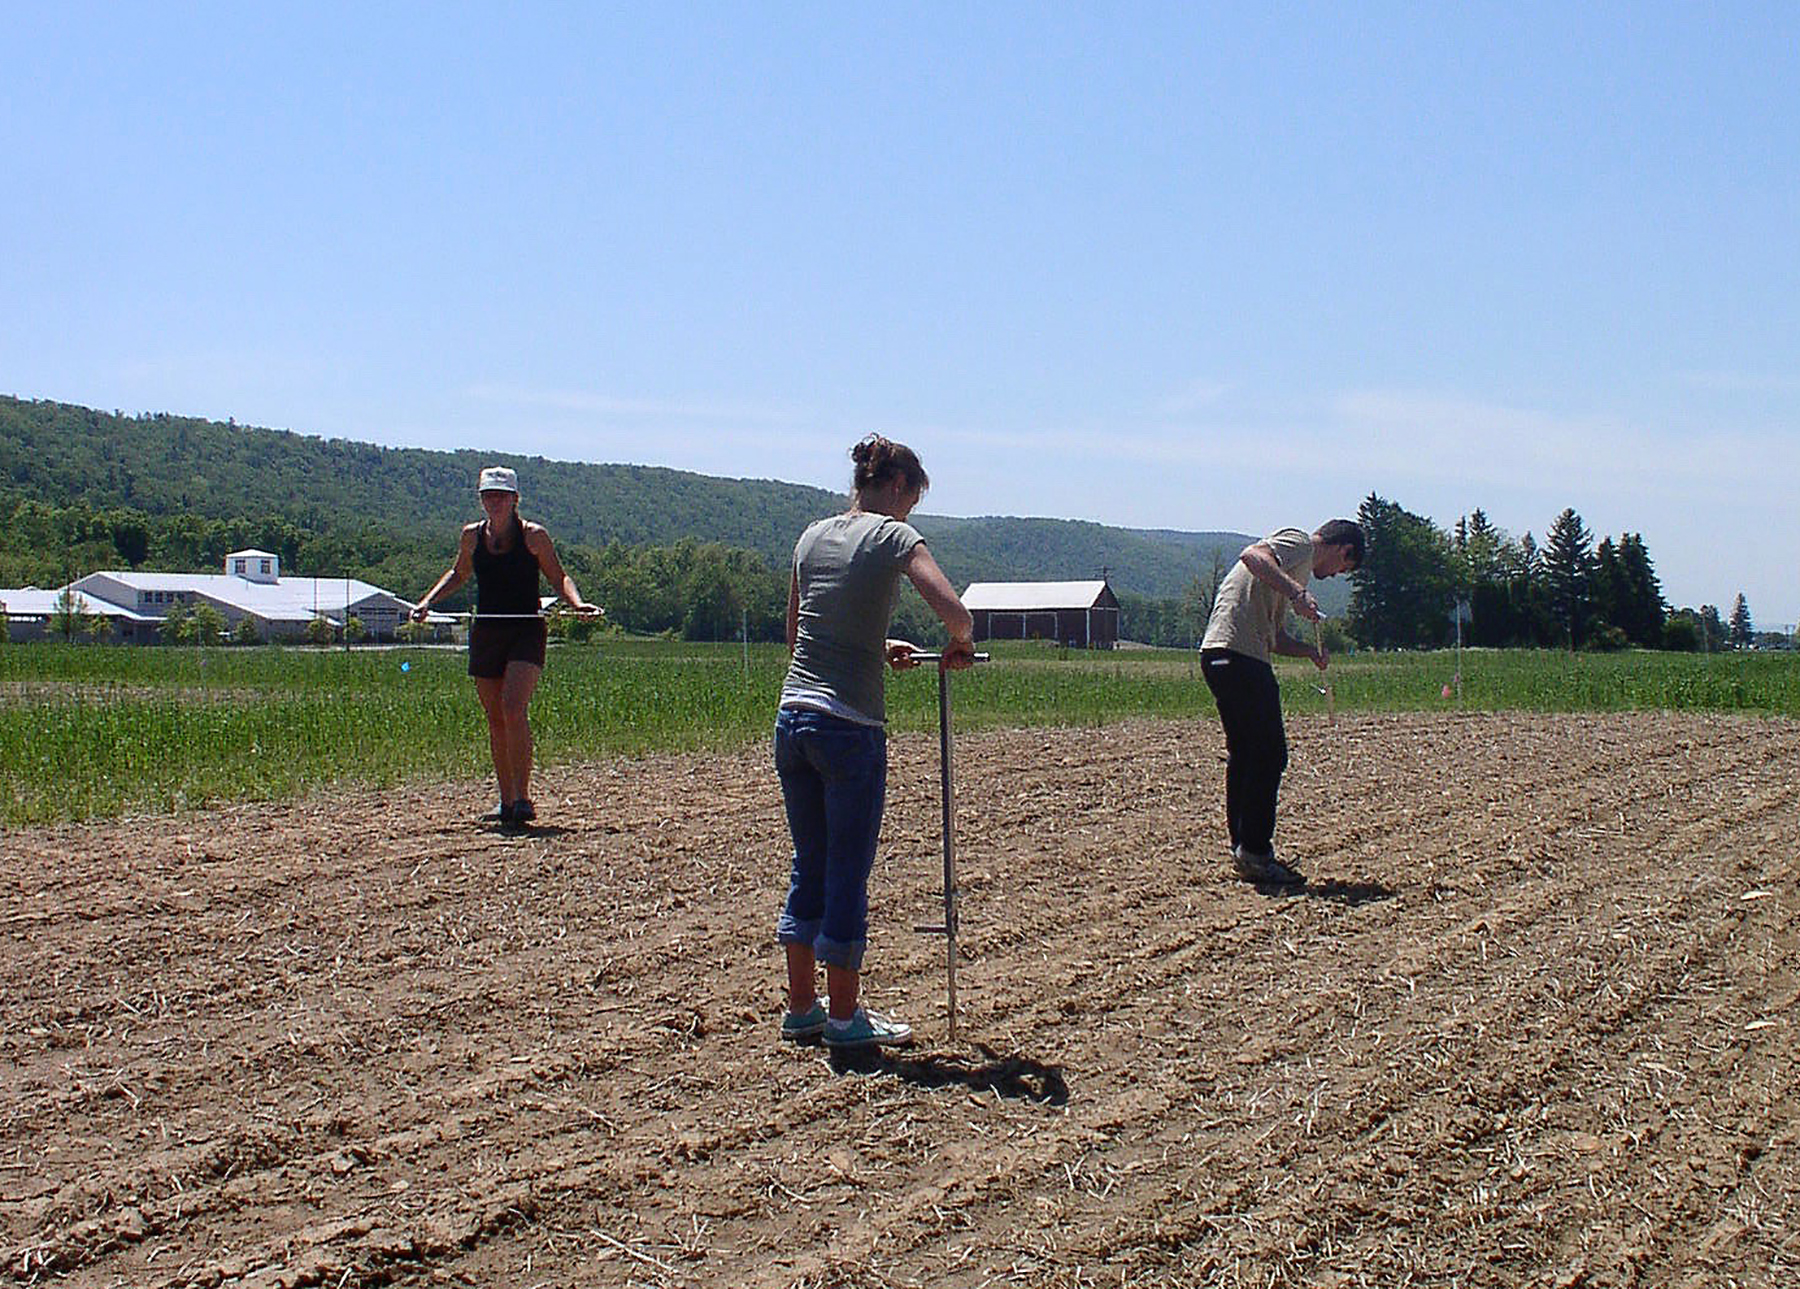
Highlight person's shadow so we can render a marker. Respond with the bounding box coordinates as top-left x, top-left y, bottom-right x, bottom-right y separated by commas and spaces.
1248, 876, 1396, 905
483, 822, 574, 839
827, 1041, 1069, 1105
